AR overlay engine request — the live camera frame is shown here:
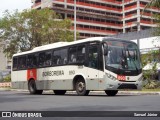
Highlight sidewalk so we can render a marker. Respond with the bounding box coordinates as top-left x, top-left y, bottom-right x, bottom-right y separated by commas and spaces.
0, 88, 160, 95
